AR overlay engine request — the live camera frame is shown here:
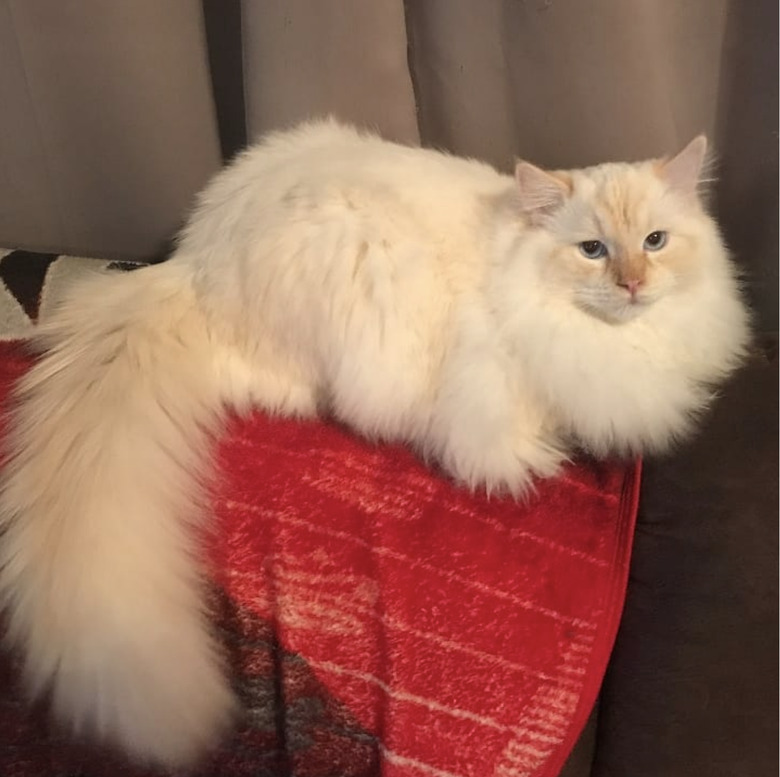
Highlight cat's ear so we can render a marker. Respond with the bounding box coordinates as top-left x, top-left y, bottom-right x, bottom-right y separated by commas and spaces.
659, 135, 708, 198
514, 161, 570, 221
